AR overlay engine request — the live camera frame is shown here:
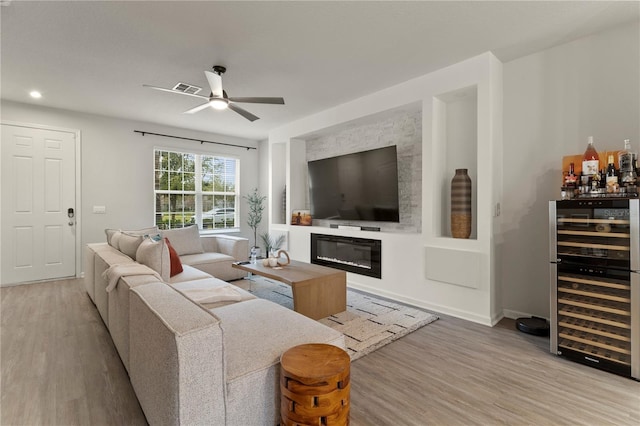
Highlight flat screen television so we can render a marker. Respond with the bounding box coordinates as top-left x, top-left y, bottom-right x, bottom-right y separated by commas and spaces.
308, 146, 400, 222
